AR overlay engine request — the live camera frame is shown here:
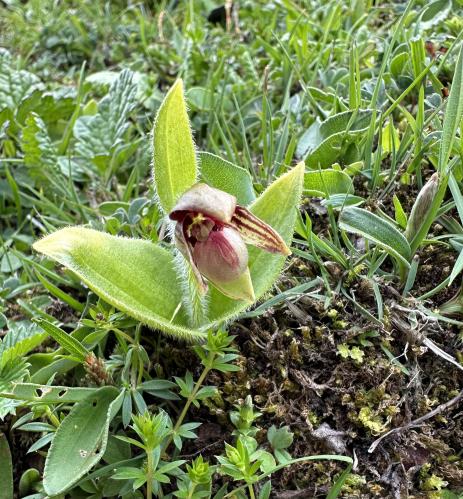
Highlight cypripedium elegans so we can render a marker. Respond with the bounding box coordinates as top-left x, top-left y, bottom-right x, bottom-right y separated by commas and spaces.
169, 183, 291, 302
